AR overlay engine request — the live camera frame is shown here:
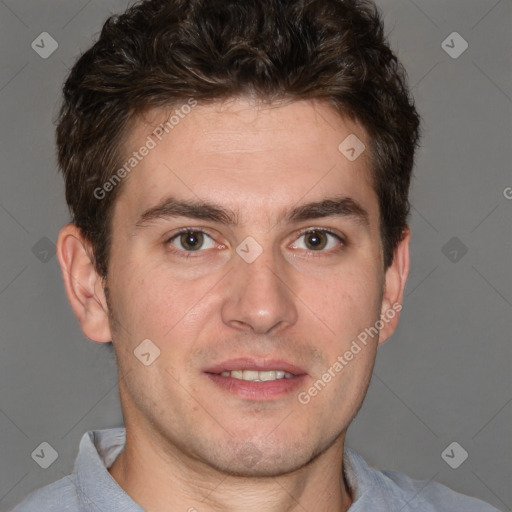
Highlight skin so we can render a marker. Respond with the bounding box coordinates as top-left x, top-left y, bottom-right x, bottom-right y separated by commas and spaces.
57, 97, 410, 512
